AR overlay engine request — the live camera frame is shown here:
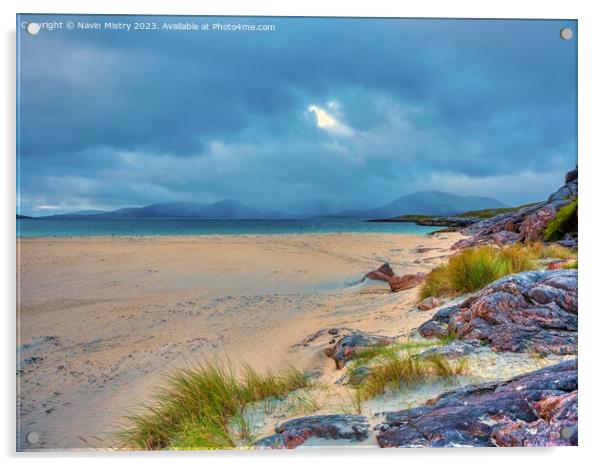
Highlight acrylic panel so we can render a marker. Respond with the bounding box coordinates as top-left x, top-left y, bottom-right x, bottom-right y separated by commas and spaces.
16, 15, 578, 451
